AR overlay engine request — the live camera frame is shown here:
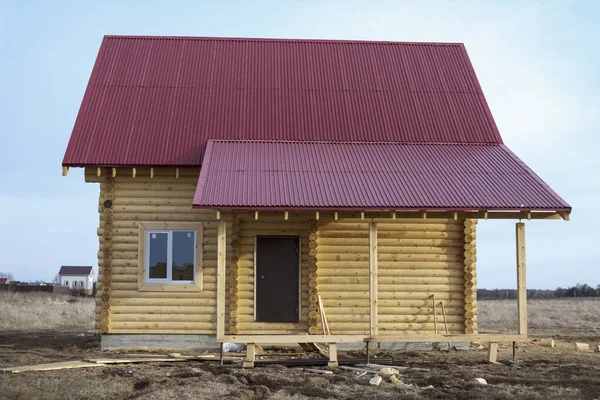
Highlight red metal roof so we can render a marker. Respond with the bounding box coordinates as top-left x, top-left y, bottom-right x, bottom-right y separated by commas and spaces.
63, 35, 502, 167
193, 140, 570, 211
